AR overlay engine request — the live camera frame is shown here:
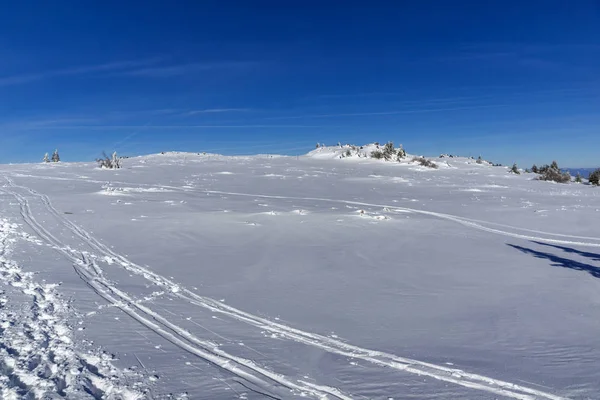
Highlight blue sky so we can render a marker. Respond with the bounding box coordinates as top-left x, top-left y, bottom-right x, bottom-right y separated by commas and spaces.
1, 1, 598, 167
